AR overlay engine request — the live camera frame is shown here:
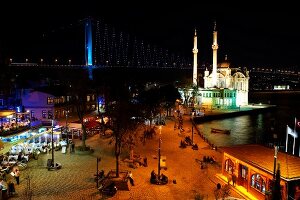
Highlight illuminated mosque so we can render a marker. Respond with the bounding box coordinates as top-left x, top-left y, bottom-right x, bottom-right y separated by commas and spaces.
179, 22, 249, 110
